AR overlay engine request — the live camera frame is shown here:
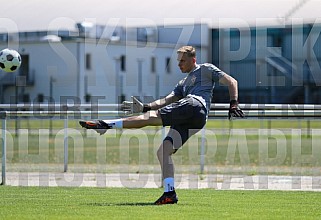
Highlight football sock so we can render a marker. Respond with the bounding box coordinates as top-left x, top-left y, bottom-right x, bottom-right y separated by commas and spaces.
102, 119, 123, 129
163, 177, 175, 193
